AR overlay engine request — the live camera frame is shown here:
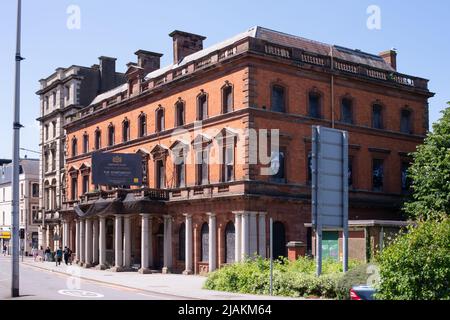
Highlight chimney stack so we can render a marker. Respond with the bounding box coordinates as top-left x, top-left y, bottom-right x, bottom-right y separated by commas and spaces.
98, 56, 117, 93
379, 49, 397, 70
169, 30, 206, 64
134, 50, 163, 73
